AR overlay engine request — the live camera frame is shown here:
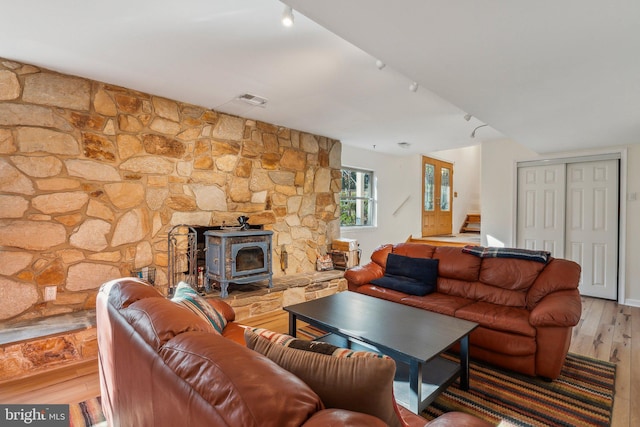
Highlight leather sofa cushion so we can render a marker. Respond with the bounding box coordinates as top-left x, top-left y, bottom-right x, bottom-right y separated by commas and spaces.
468, 326, 537, 357
433, 246, 481, 282
425, 412, 494, 427
400, 293, 474, 316
455, 302, 535, 337
304, 409, 388, 427
121, 297, 215, 350
393, 242, 436, 259
245, 329, 403, 427
469, 344, 536, 376
357, 284, 408, 303
437, 278, 527, 307
479, 257, 547, 290
162, 332, 323, 427
103, 277, 163, 310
